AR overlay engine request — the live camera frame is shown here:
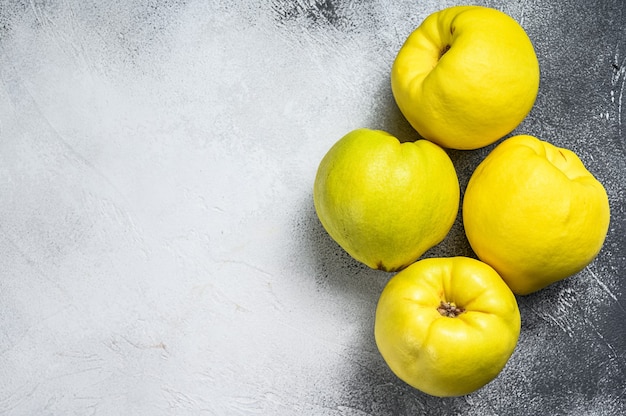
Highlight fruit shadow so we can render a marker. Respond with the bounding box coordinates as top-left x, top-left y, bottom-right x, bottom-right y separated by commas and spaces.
367, 81, 422, 144
297, 192, 386, 303
296, 194, 423, 410
296, 199, 482, 411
